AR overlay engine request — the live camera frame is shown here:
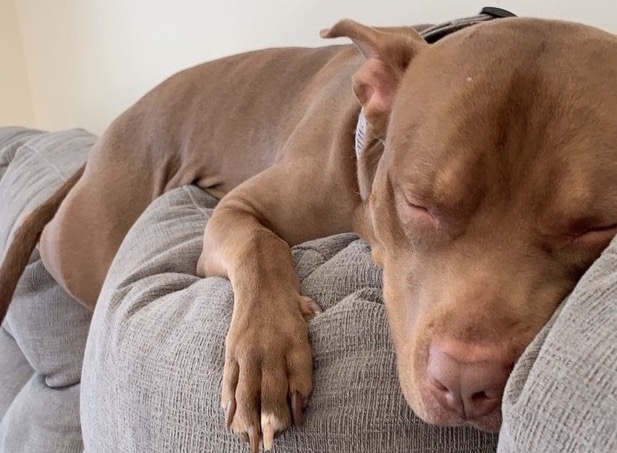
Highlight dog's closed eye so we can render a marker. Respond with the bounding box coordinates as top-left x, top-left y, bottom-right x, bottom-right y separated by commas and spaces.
406, 201, 431, 215
572, 224, 617, 249
404, 199, 440, 228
